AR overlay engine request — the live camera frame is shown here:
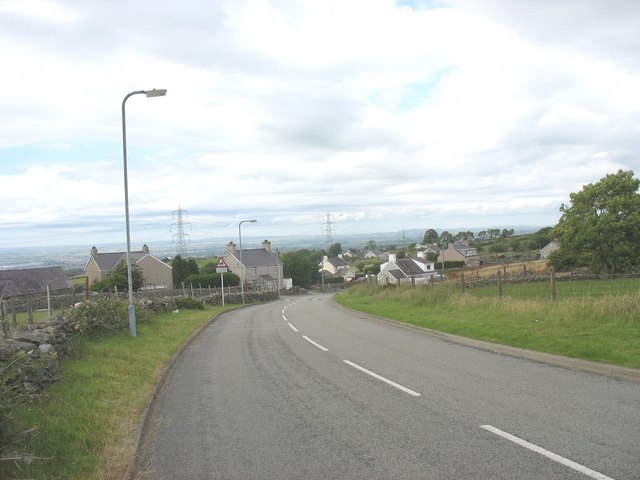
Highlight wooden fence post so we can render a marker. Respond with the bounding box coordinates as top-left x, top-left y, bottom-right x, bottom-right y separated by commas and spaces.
1, 300, 7, 337
27, 300, 33, 325
47, 284, 52, 317
11, 303, 17, 329
460, 272, 465, 293
497, 270, 503, 299
550, 267, 557, 302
